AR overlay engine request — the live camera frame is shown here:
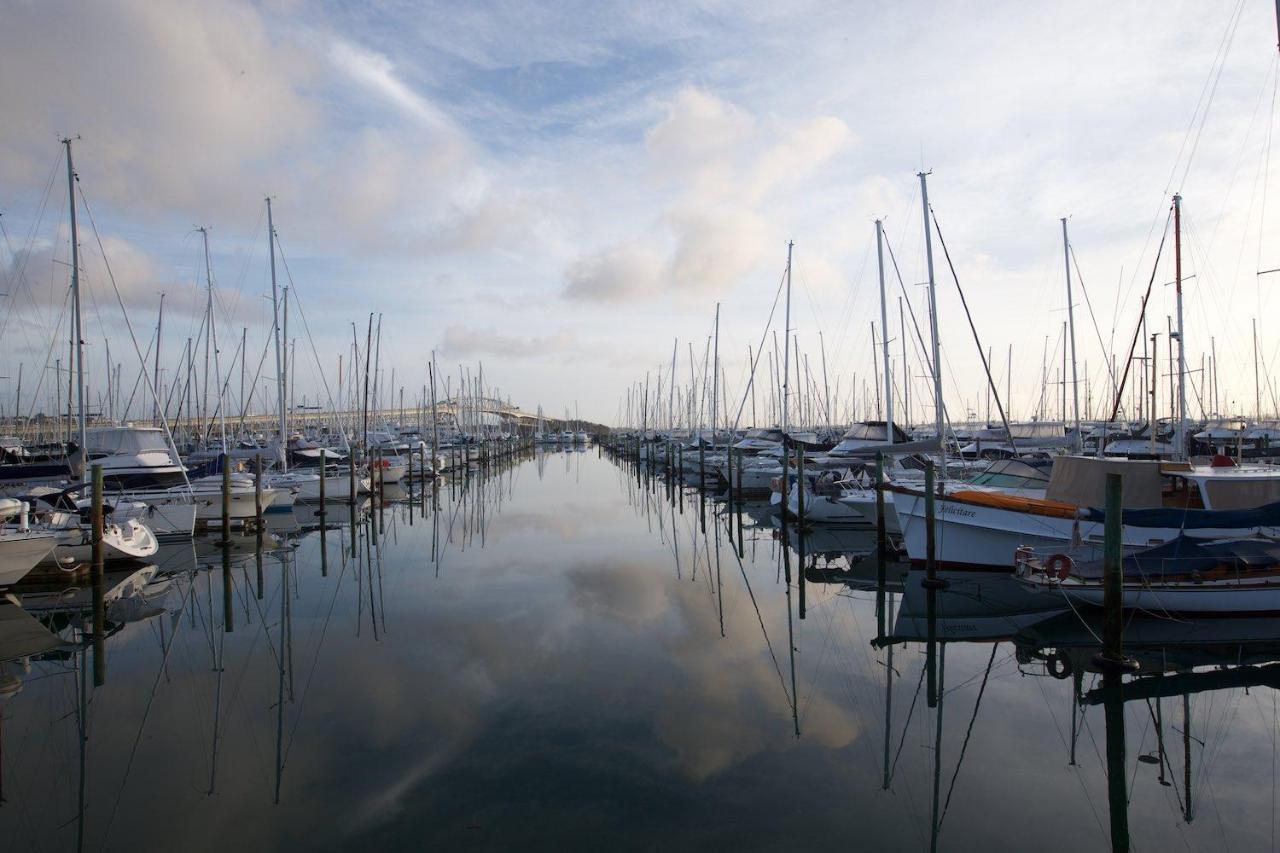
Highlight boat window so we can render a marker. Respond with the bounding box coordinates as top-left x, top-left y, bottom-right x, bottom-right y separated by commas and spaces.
87, 429, 172, 455
1202, 477, 1280, 510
